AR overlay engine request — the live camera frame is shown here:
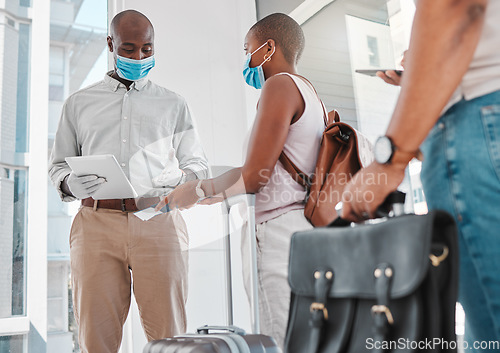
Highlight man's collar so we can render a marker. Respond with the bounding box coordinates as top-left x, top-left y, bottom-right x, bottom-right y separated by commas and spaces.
133, 76, 149, 91
104, 71, 121, 91
104, 71, 149, 92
